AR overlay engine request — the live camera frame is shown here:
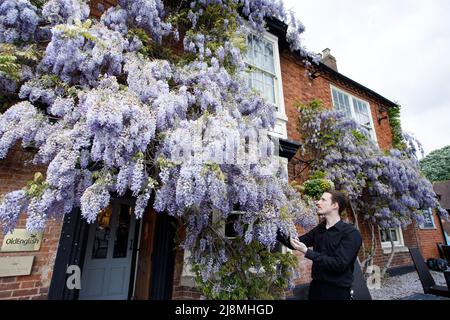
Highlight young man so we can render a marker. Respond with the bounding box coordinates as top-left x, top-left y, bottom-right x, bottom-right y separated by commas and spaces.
277, 190, 362, 300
